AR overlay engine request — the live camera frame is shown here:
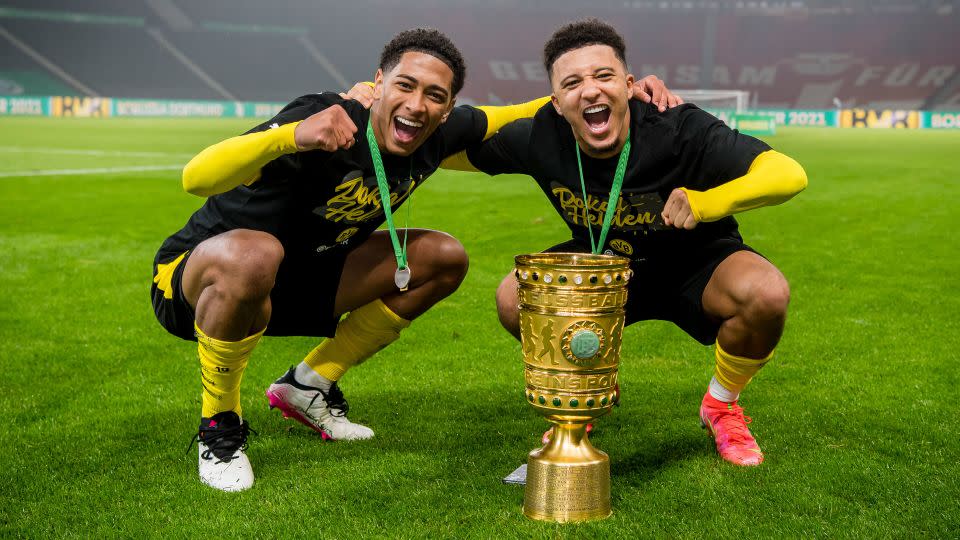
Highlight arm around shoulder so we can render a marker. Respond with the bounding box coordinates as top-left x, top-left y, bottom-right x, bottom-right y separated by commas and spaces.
477, 96, 551, 140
